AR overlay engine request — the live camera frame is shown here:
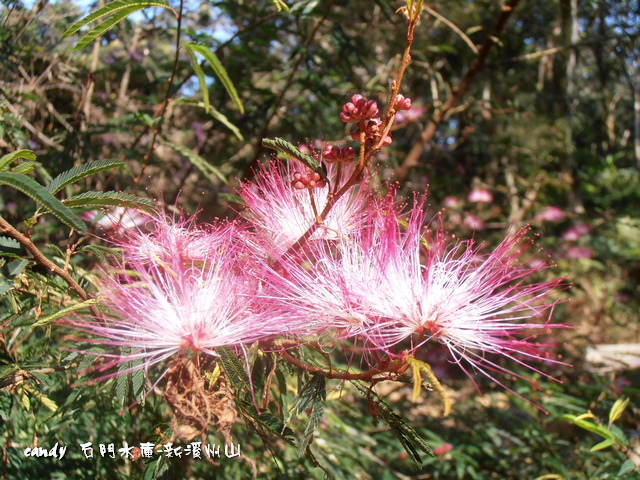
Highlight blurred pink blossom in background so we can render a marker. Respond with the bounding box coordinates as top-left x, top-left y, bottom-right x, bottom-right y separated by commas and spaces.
566, 246, 594, 259
467, 188, 493, 203
534, 206, 565, 222
562, 224, 591, 242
